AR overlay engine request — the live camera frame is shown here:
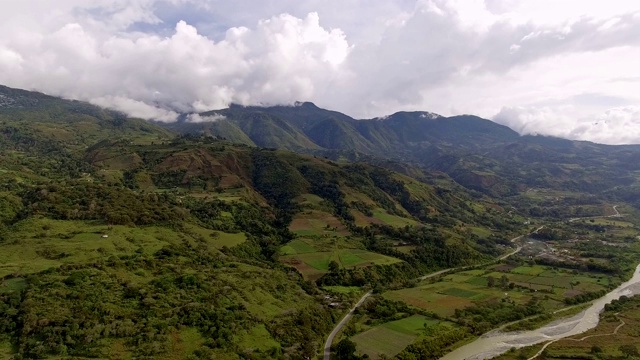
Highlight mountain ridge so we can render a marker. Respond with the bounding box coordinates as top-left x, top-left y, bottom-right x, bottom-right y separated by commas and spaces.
159, 100, 640, 199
